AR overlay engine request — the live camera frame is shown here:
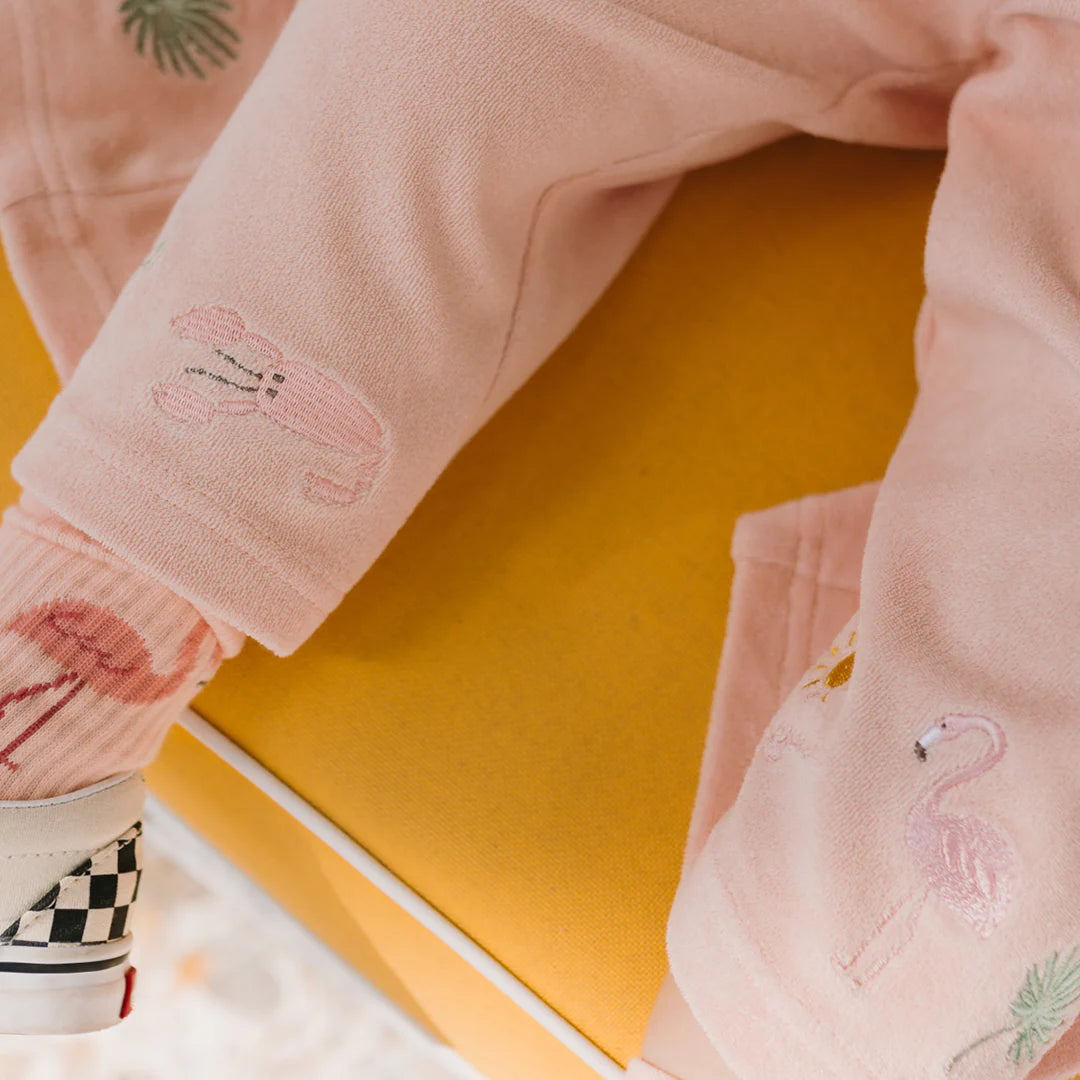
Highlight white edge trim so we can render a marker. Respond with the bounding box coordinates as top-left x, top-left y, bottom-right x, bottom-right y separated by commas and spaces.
176, 707, 623, 1080
143, 791, 487, 1080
